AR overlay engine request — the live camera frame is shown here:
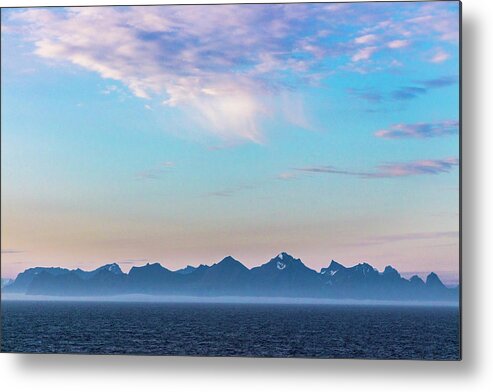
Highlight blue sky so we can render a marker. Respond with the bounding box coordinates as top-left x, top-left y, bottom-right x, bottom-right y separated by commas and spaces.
1, 2, 460, 283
